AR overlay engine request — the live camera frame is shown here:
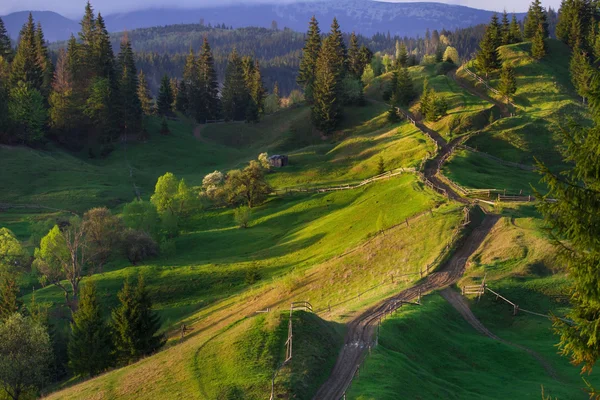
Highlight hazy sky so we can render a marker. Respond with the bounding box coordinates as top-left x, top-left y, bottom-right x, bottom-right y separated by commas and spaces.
0, 0, 562, 18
